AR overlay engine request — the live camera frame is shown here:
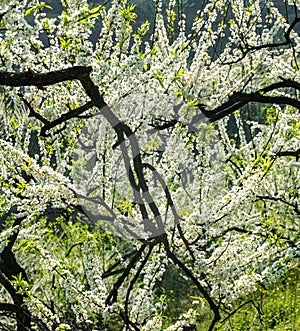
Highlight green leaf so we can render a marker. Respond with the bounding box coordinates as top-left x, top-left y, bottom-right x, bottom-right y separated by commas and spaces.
25, 7, 35, 16
90, 5, 103, 14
